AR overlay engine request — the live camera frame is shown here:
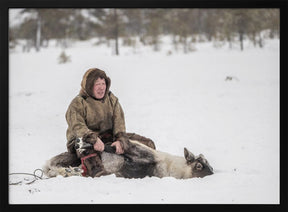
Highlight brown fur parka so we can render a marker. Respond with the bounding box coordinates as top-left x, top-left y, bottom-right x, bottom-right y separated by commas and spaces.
65, 68, 126, 153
